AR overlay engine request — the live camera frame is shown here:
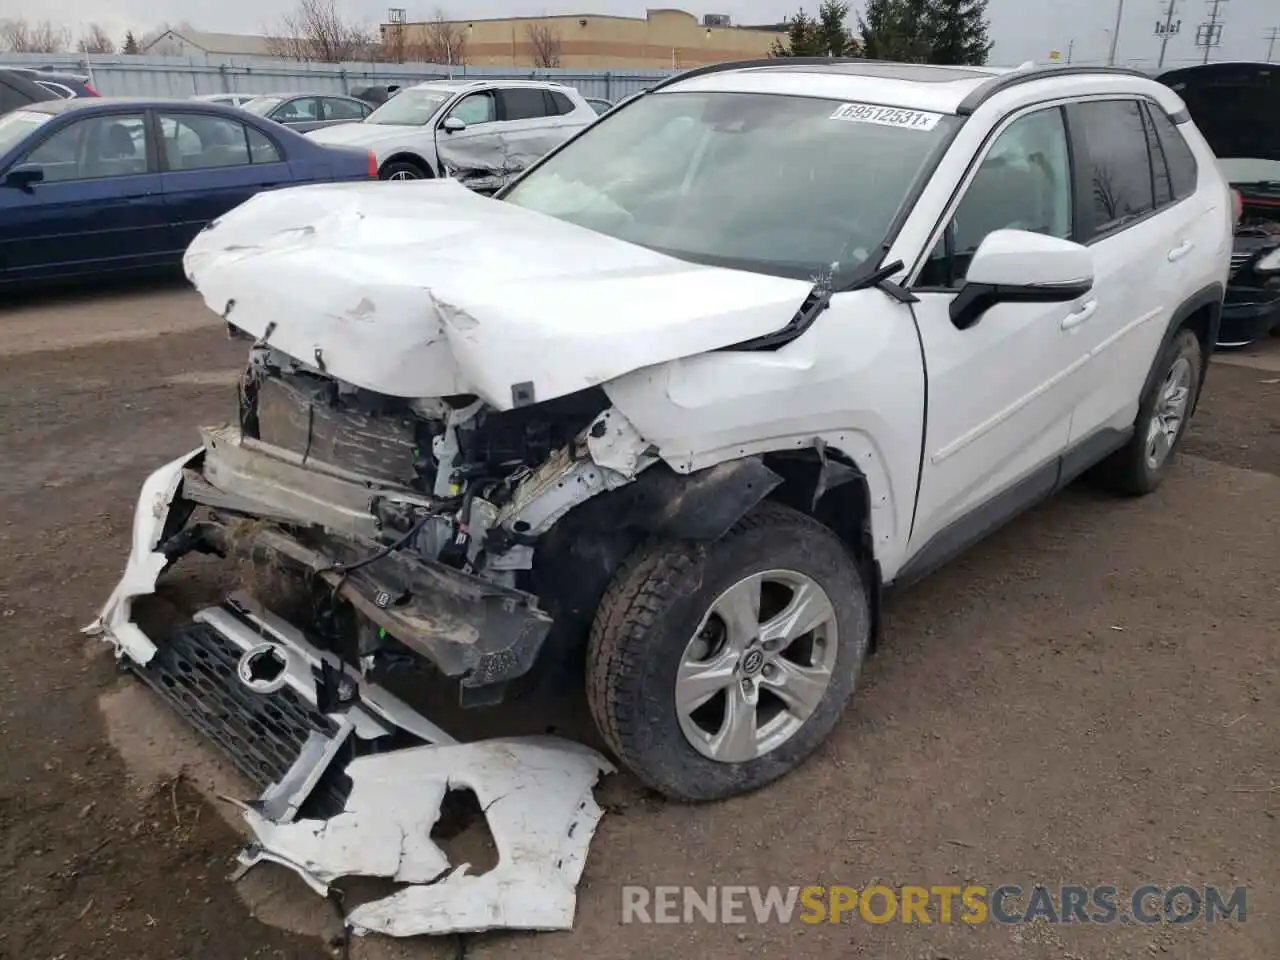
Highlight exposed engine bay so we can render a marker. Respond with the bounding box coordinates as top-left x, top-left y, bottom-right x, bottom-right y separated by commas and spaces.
148, 342, 673, 708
